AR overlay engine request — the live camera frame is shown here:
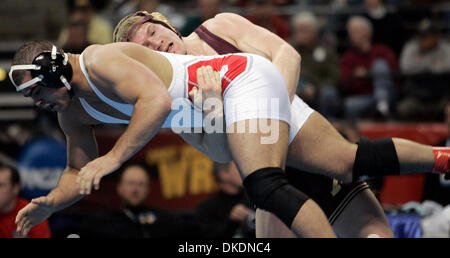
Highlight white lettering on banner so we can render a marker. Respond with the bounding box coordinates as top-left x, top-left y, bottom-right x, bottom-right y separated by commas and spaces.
18, 167, 63, 190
